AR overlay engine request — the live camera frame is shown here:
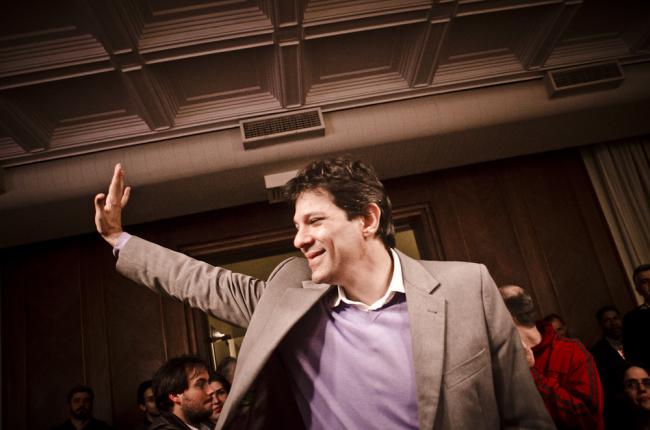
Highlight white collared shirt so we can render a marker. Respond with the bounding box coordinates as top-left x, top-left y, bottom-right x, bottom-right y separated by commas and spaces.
333, 249, 404, 311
